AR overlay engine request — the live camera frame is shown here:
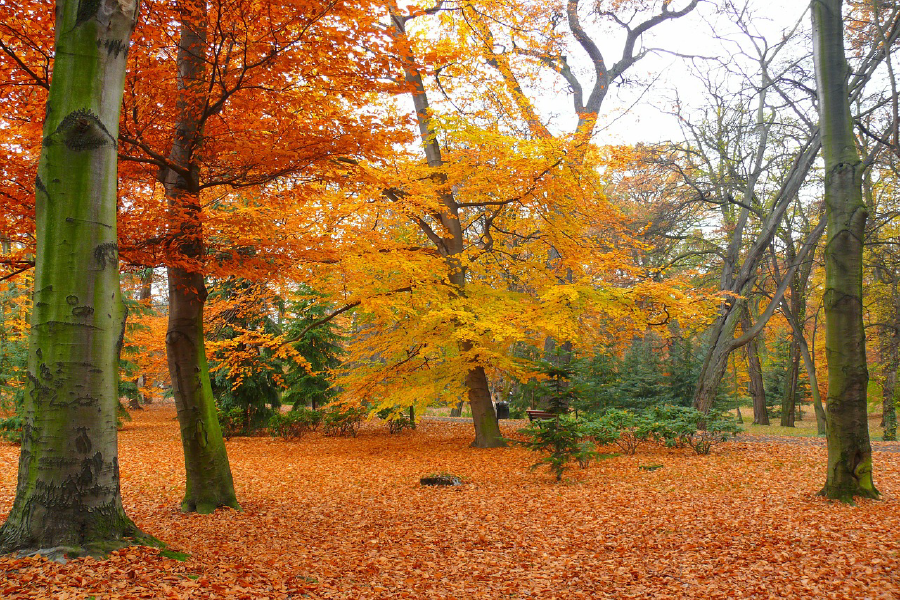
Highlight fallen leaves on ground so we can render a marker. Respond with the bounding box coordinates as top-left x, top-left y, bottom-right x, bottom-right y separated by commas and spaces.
1, 404, 899, 599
